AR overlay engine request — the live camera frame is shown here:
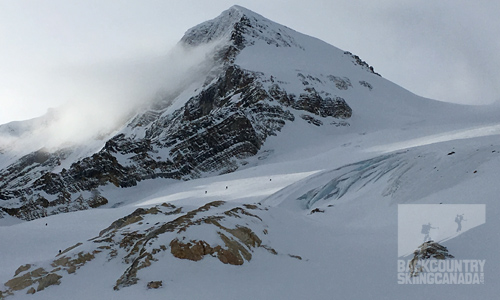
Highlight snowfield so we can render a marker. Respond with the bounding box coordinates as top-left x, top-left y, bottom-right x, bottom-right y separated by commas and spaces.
2, 106, 499, 299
